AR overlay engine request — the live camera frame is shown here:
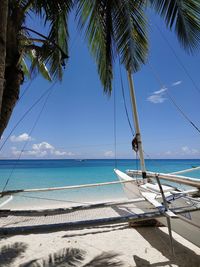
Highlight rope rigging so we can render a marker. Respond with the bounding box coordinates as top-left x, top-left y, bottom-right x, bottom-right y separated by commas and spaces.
1, 82, 56, 193
113, 78, 117, 169
148, 62, 200, 135
118, 61, 141, 158
118, 62, 135, 137
154, 23, 200, 96
0, 82, 56, 152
